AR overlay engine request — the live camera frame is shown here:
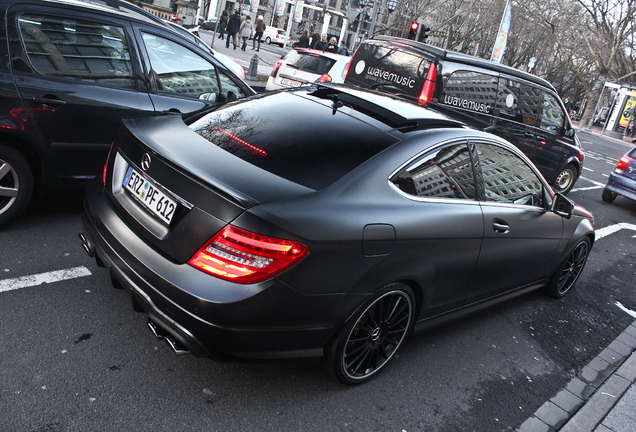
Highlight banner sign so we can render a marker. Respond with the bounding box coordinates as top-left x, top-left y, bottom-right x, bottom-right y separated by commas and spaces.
274, 0, 285, 16
250, 0, 260, 13
490, 0, 511, 63
292, 0, 304, 23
